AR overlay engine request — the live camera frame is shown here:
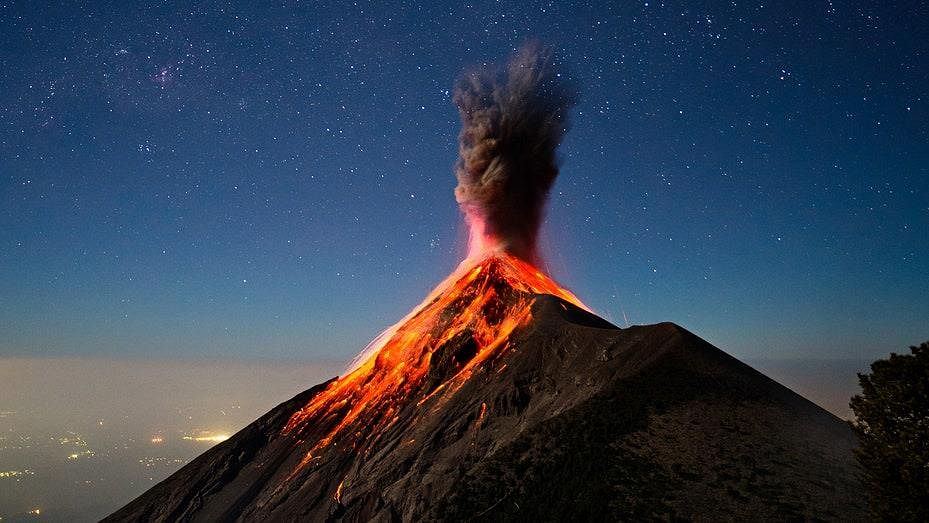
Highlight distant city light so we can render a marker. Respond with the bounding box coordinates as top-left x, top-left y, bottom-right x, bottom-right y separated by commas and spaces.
181, 432, 230, 443
151, 436, 164, 444
66, 450, 94, 460
0, 469, 35, 478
